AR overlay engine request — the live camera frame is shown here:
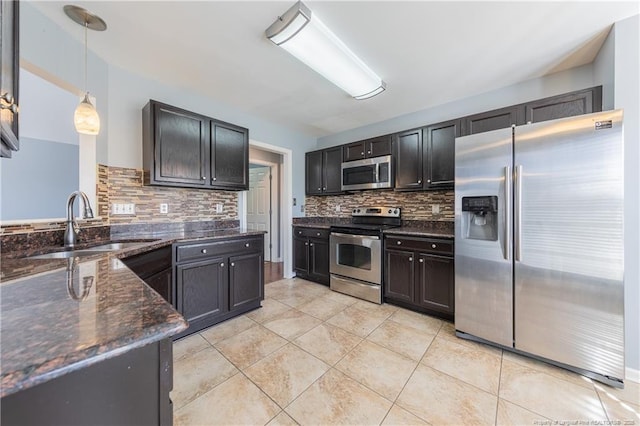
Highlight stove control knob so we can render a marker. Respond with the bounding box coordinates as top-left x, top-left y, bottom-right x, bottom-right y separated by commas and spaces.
394, 209, 399, 214
388, 209, 392, 213
353, 209, 357, 214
